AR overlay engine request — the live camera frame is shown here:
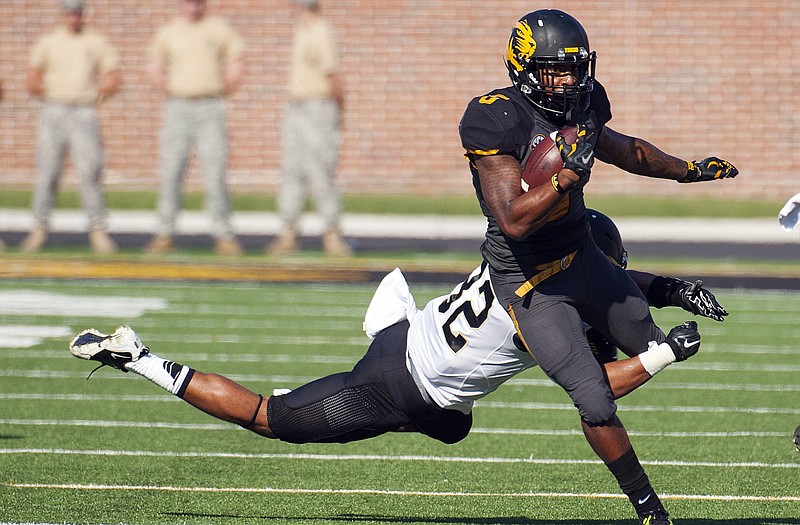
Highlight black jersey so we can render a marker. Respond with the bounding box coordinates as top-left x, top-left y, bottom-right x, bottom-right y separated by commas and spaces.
459, 82, 612, 271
